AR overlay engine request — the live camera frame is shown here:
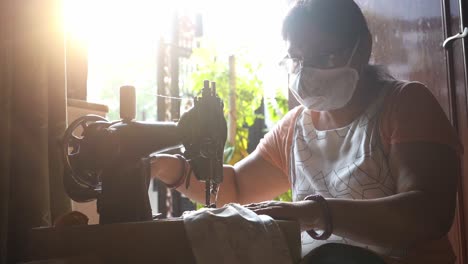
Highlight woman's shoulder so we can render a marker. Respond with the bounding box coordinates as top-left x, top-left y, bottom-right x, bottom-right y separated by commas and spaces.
379, 79, 462, 153
380, 79, 442, 120
379, 78, 440, 128
383, 80, 430, 102
283, 105, 305, 121
272, 105, 305, 131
